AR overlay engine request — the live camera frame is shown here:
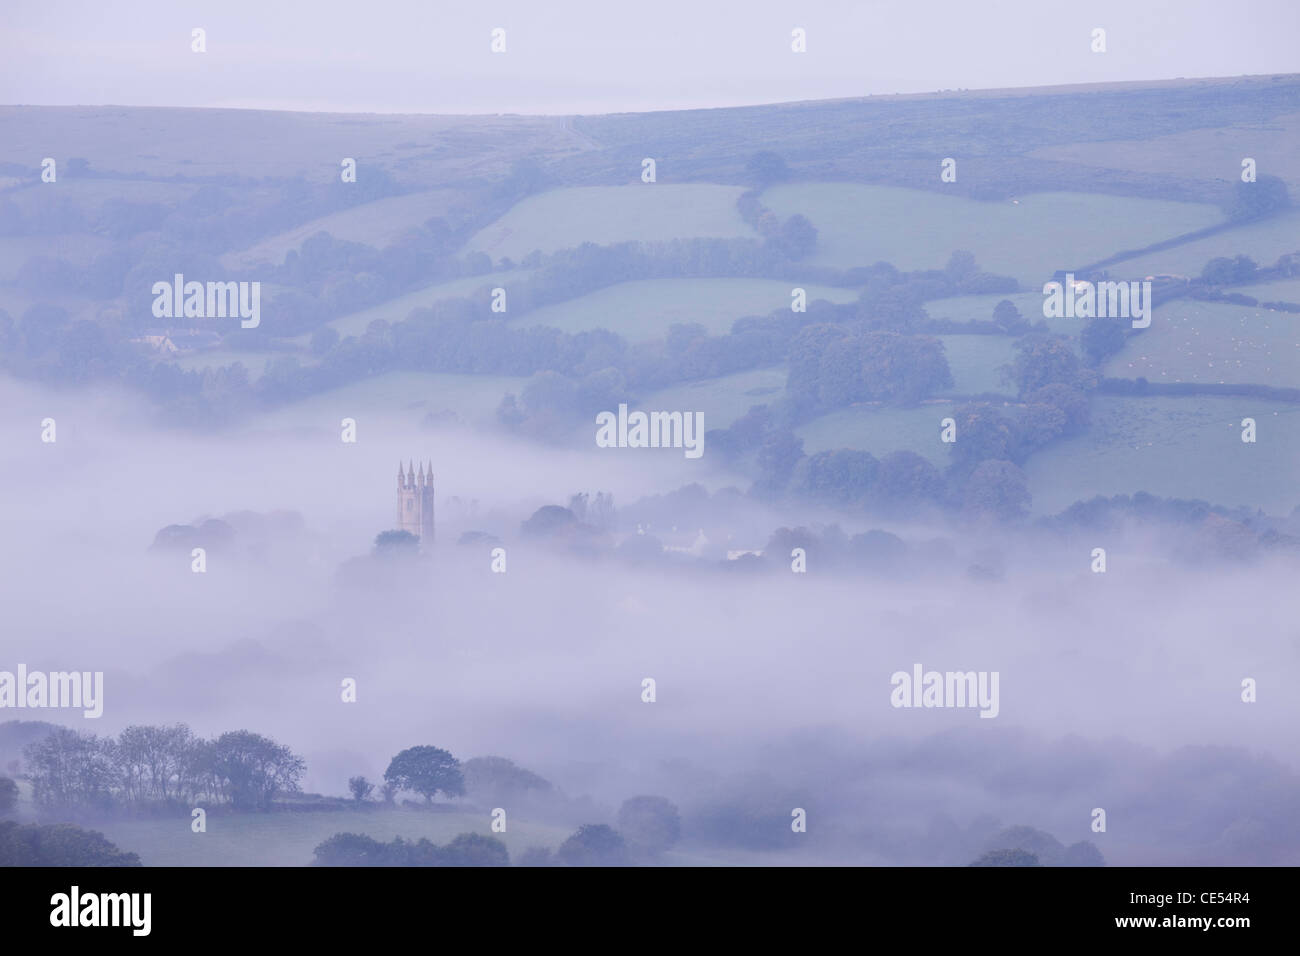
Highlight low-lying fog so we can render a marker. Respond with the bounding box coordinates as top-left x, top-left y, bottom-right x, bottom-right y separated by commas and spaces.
3, 377, 1298, 865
